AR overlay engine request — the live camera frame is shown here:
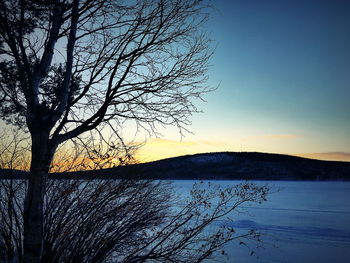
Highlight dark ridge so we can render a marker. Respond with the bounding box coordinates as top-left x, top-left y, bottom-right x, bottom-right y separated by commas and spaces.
1, 152, 350, 180
0, 169, 28, 179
